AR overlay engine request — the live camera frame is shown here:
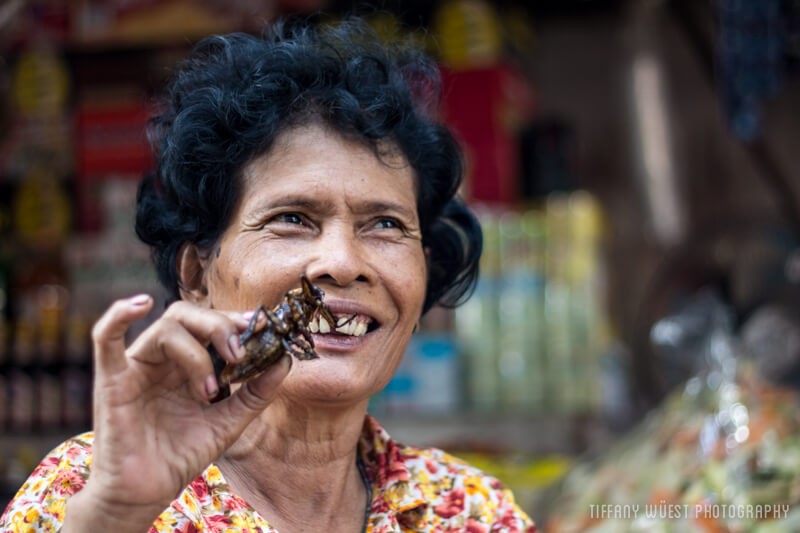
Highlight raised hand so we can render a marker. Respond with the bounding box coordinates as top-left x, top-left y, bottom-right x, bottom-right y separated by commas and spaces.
62, 294, 291, 533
